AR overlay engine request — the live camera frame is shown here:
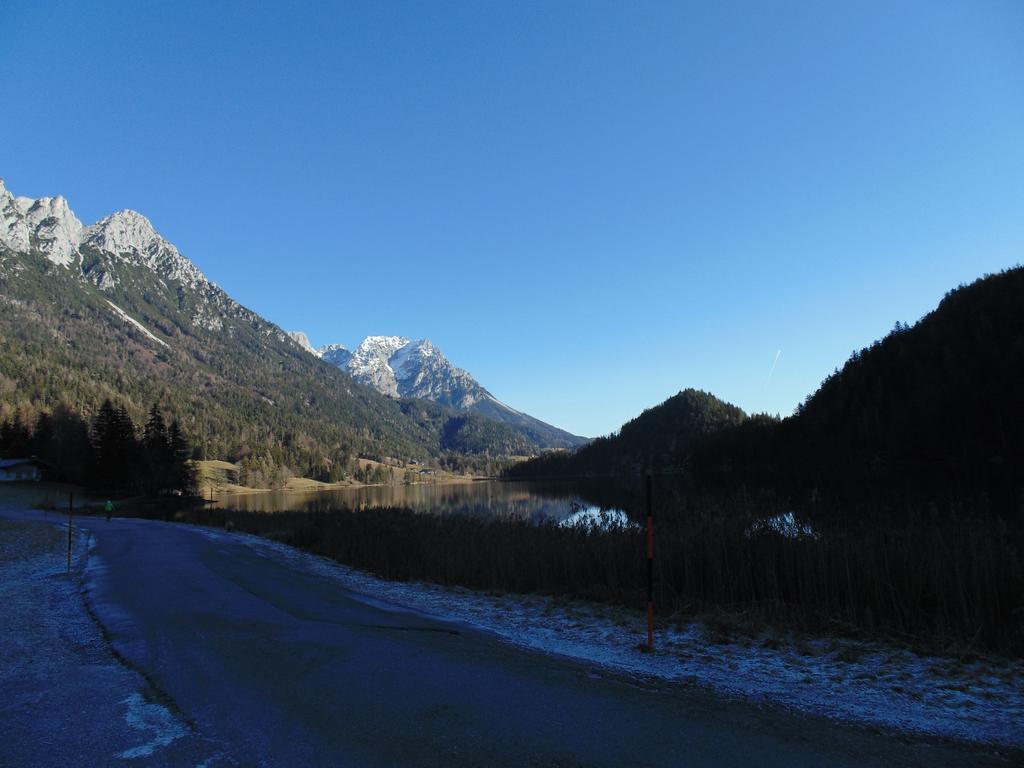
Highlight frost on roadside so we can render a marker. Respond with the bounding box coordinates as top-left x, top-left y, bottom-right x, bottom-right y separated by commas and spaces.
222, 527, 1024, 749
